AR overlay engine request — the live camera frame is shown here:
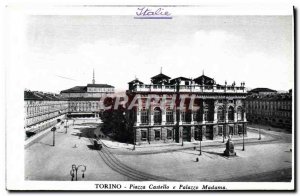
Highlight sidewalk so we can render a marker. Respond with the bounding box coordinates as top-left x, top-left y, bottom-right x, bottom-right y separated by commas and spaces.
25, 118, 102, 148
25, 122, 63, 149
25, 119, 128, 181
104, 129, 276, 155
